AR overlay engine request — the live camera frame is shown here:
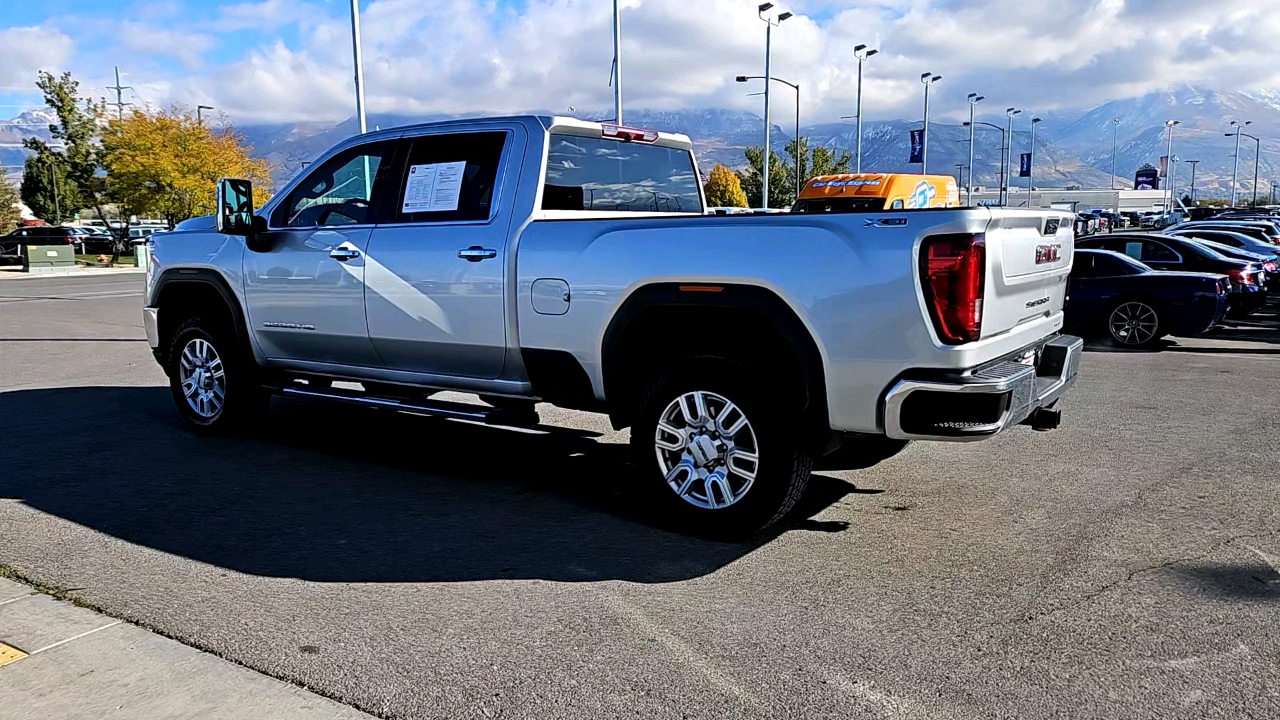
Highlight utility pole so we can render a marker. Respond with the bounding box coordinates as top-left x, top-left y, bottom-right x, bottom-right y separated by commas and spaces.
852, 45, 877, 174
1028, 117, 1041, 208
1164, 119, 1179, 214
1229, 120, 1250, 207
1110, 118, 1119, 190
1185, 160, 1199, 204
756, 4, 791, 211
106, 67, 134, 120
966, 94, 984, 206
612, 0, 623, 124
349, 0, 368, 134
955, 163, 964, 191
1004, 107, 1021, 207
920, 73, 942, 173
